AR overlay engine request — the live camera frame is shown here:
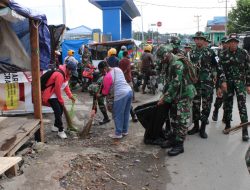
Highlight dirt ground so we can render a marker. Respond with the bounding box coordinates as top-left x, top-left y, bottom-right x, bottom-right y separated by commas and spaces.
0, 88, 171, 190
